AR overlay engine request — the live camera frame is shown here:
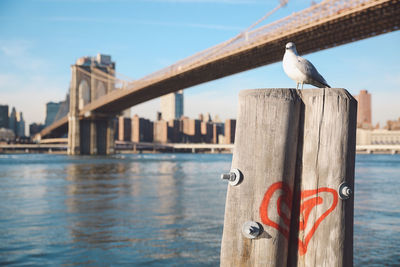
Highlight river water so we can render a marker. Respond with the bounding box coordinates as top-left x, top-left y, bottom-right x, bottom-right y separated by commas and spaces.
0, 153, 398, 266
